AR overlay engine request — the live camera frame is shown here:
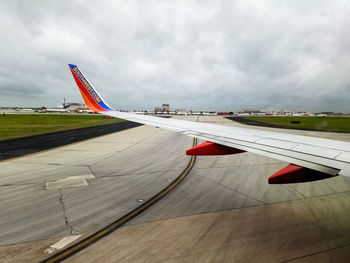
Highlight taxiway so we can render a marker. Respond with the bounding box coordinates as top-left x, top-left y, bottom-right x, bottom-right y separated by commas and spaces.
0, 116, 350, 262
